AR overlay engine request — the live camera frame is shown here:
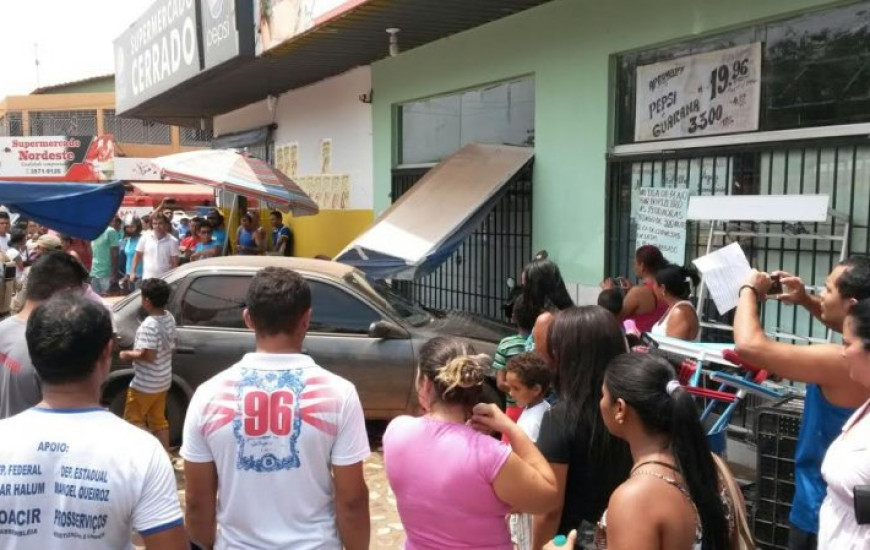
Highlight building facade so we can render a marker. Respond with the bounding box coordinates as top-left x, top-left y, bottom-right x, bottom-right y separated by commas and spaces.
116, 0, 870, 330
0, 75, 208, 157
